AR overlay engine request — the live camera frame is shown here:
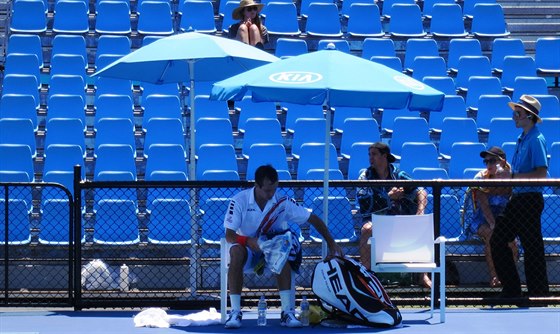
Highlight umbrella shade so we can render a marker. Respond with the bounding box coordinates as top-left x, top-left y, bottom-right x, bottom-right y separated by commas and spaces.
93, 32, 279, 83
211, 48, 444, 111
